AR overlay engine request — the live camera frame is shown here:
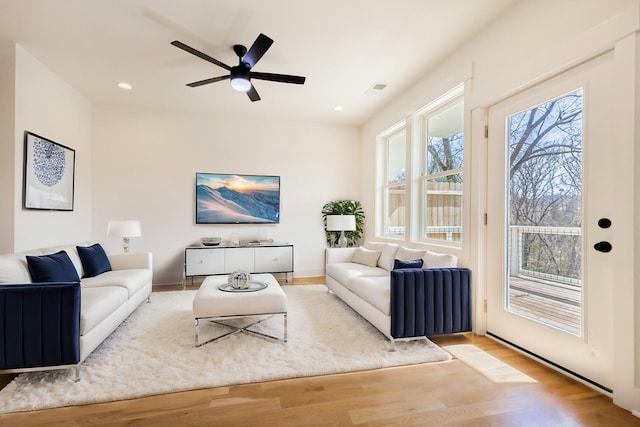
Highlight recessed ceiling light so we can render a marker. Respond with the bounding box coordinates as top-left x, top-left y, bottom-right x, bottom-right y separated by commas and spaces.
118, 82, 132, 90
333, 106, 344, 112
